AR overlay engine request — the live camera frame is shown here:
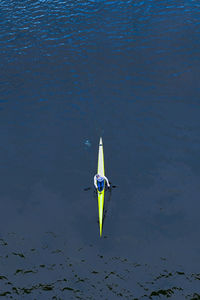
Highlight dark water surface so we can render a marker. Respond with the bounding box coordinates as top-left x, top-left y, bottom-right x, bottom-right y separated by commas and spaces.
1, 0, 200, 298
